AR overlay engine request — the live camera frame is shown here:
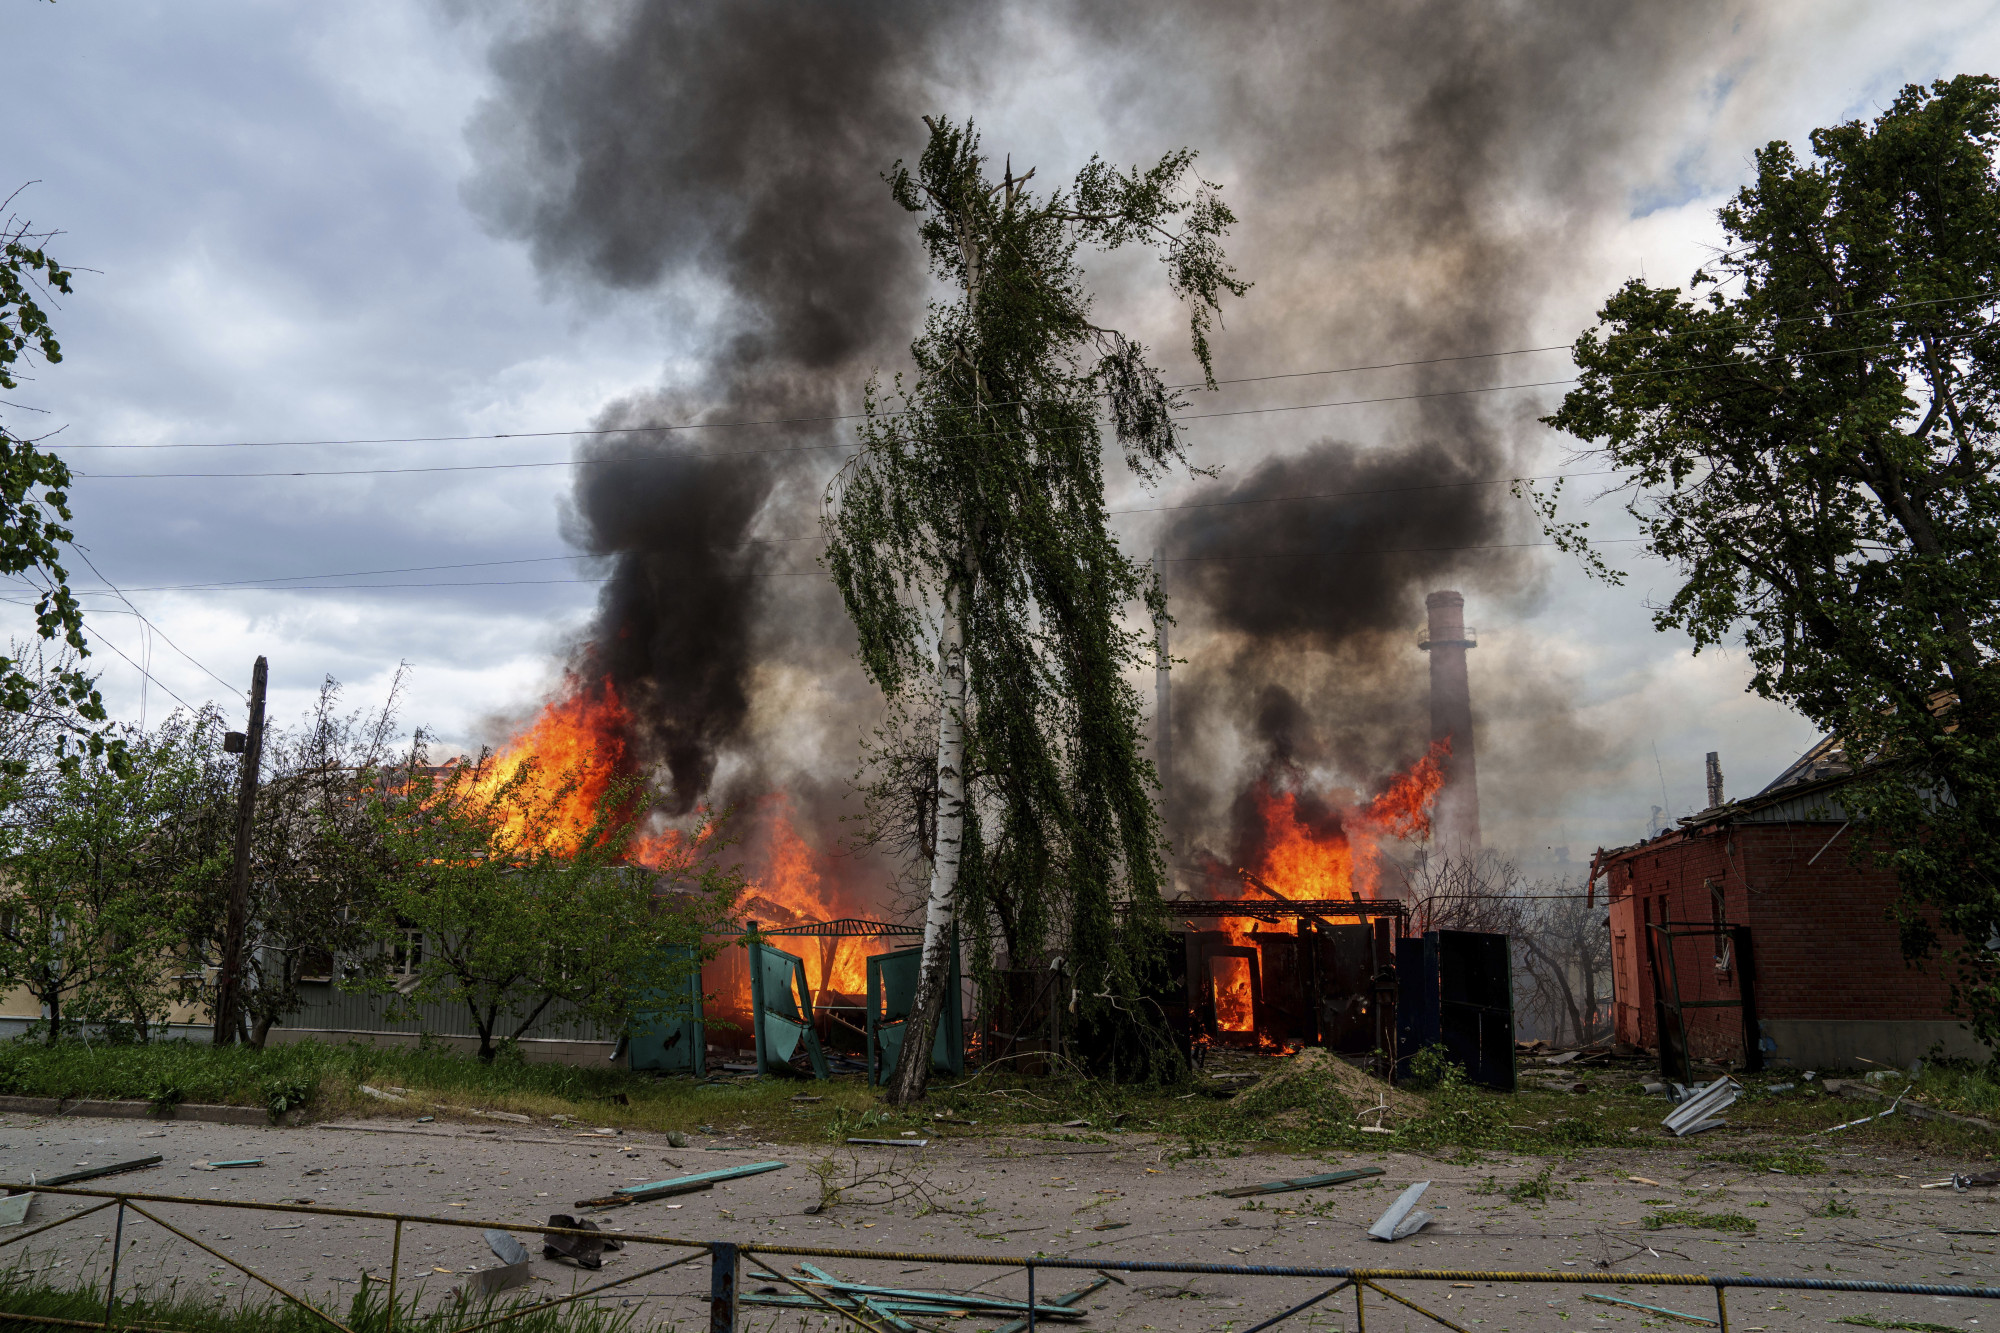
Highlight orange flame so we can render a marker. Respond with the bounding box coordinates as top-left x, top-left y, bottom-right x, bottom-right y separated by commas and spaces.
1247, 739, 1447, 906
1211, 955, 1255, 1032
461, 680, 633, 858
1196, 745, 1446, 1052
